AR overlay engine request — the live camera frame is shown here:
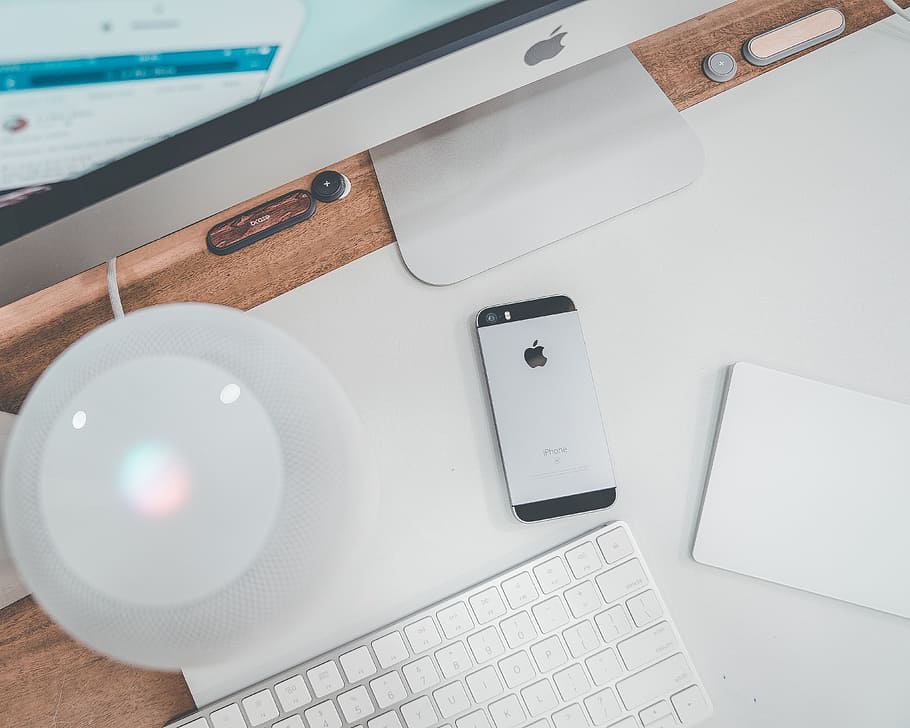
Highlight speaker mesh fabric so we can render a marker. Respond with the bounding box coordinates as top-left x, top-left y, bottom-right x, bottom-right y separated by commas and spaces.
2, 304, 368, 668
